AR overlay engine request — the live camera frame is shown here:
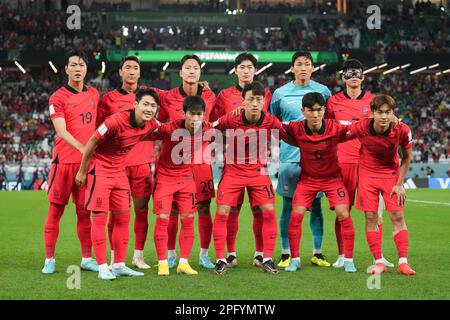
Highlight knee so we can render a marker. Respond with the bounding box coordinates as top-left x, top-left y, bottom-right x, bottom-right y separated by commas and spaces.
390, 212, 405, 226
335, 206, 349, 220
